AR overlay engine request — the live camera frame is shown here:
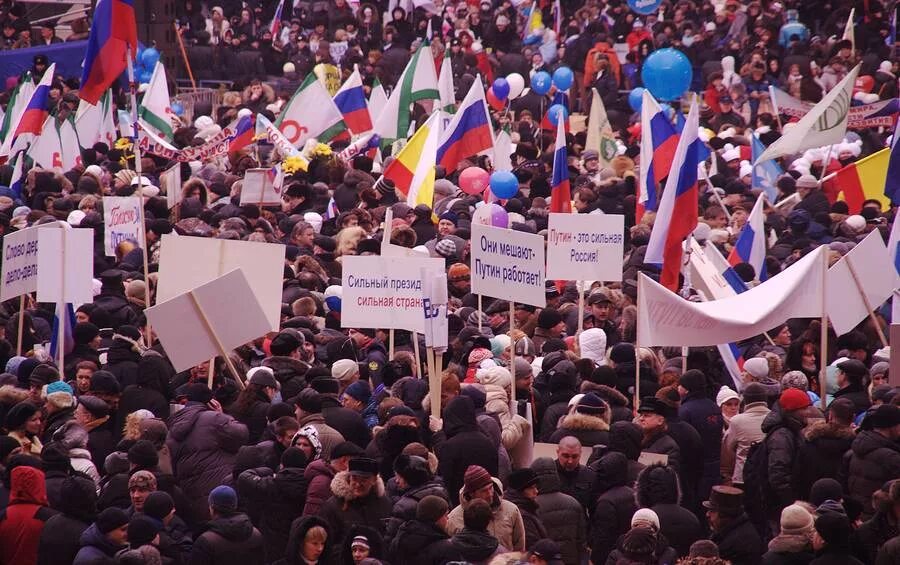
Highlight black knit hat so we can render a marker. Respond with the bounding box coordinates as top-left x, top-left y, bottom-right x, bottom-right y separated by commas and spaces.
281, 446, 308, 469
393, 454, 431, 487
127, 440, 159, 469
678, 369, 706, 392
96, 507, 129, 534
508, 468, 539, 491
128, 514, 161, 546
416, 495, 449, 523
142, 491, 174, 521
537, 308, 563, 330
4, 401, 38, 431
